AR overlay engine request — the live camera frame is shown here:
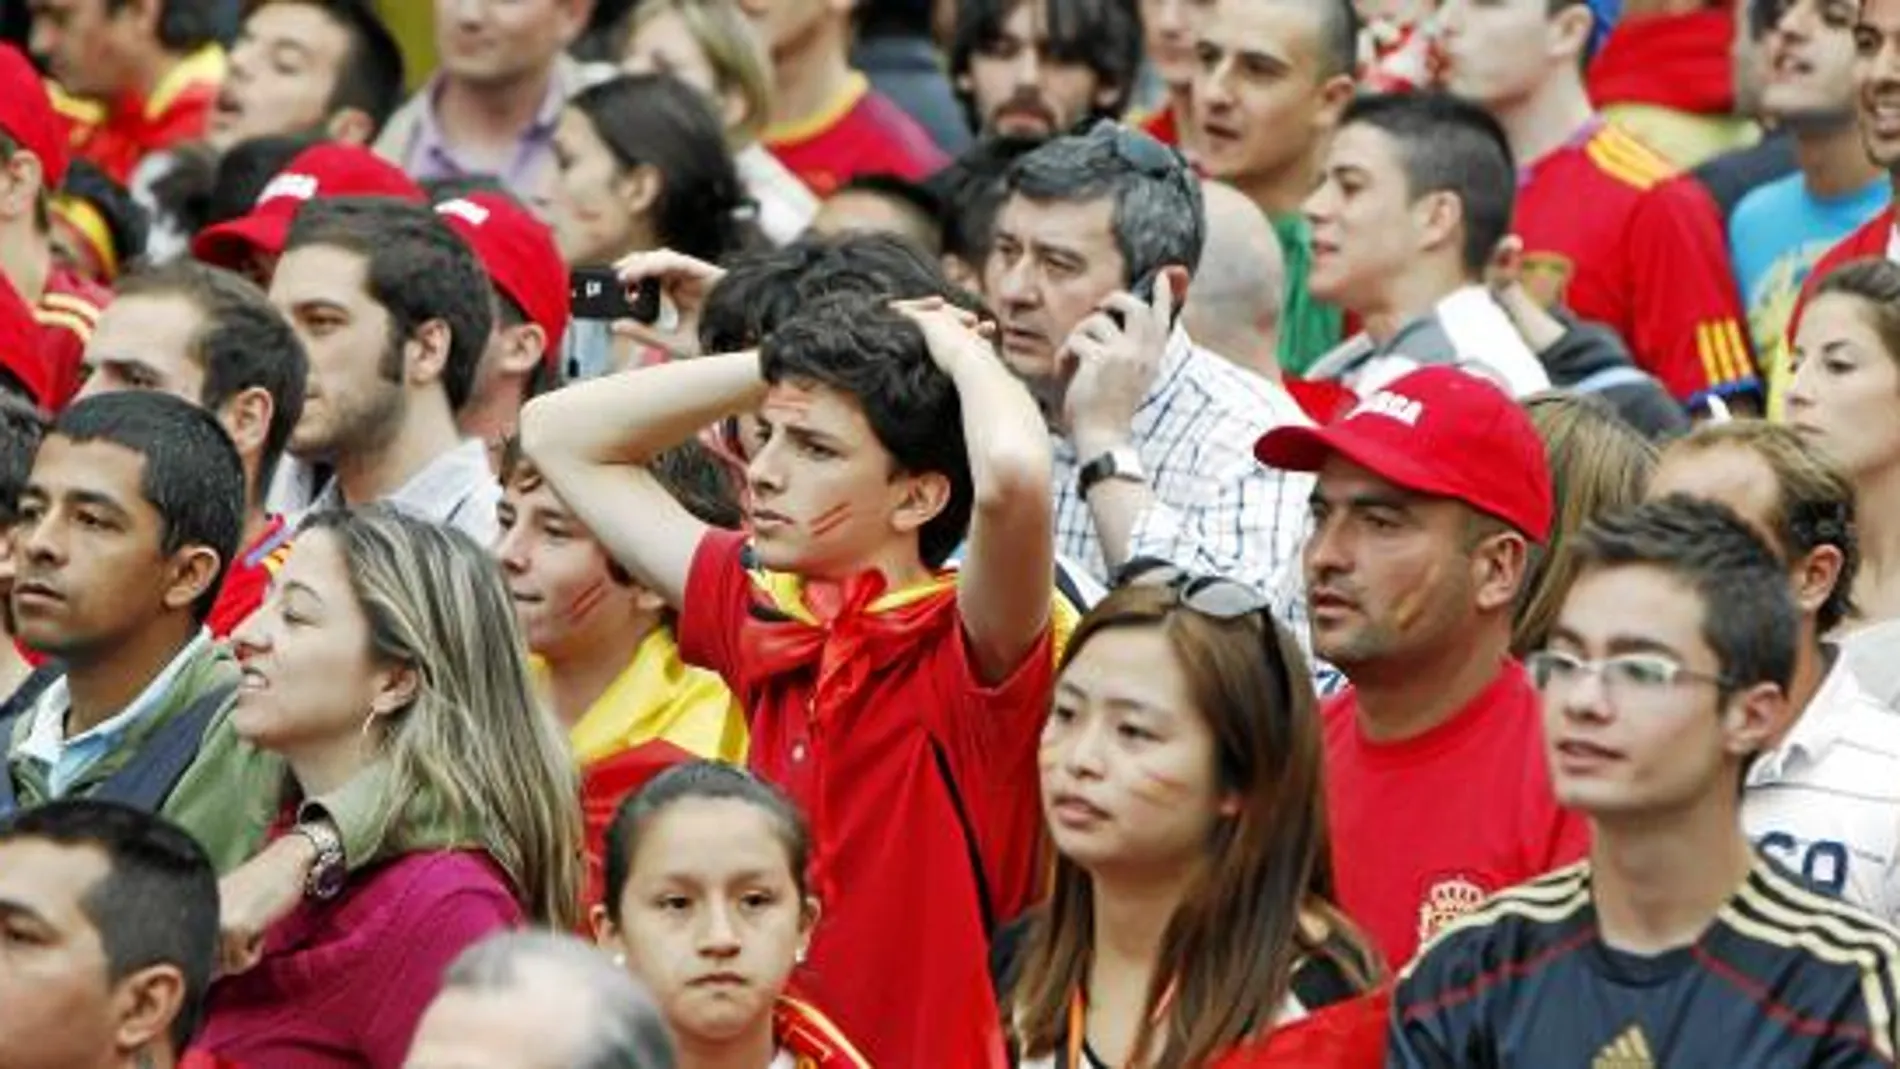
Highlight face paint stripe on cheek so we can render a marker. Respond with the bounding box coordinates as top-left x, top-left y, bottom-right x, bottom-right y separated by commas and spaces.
565, 579, 611, 624
808, 503, 852, 538
1128, 765, 1193, 805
